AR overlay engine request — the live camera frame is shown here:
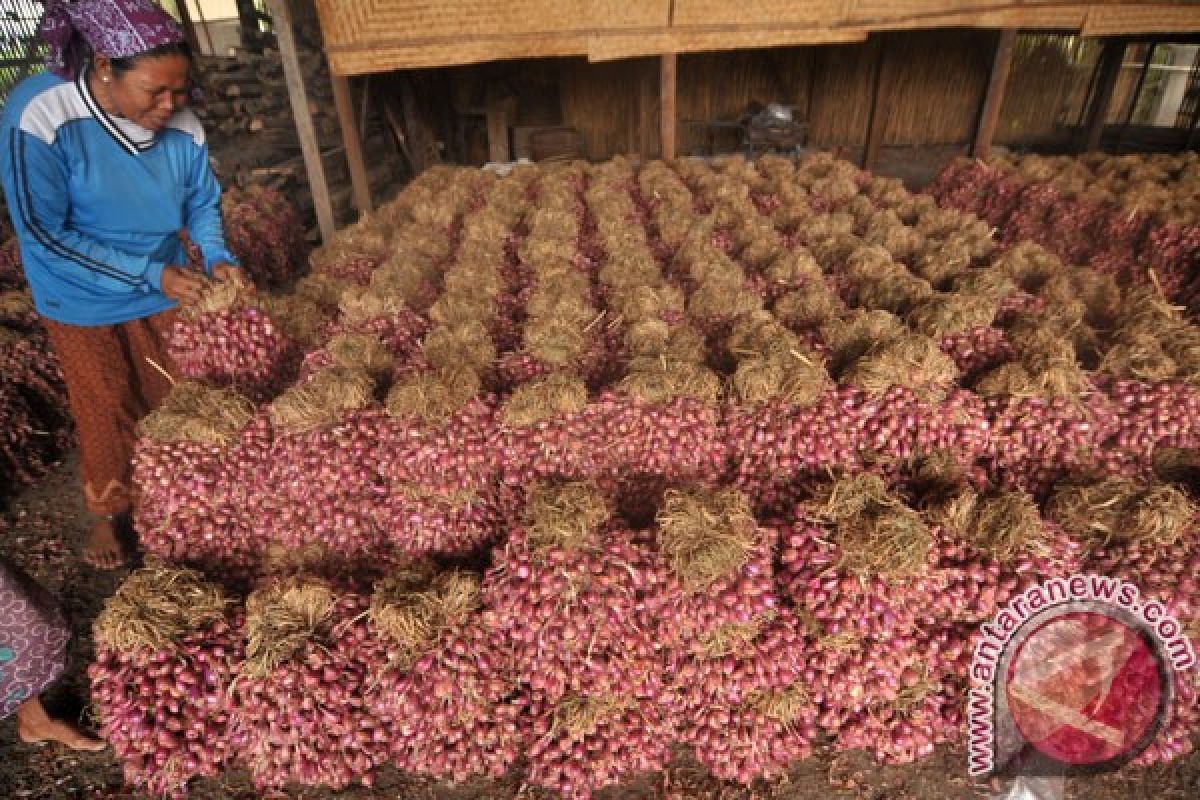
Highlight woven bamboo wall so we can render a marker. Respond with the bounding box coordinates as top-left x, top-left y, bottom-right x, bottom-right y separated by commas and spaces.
313, 0, 1200, 76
